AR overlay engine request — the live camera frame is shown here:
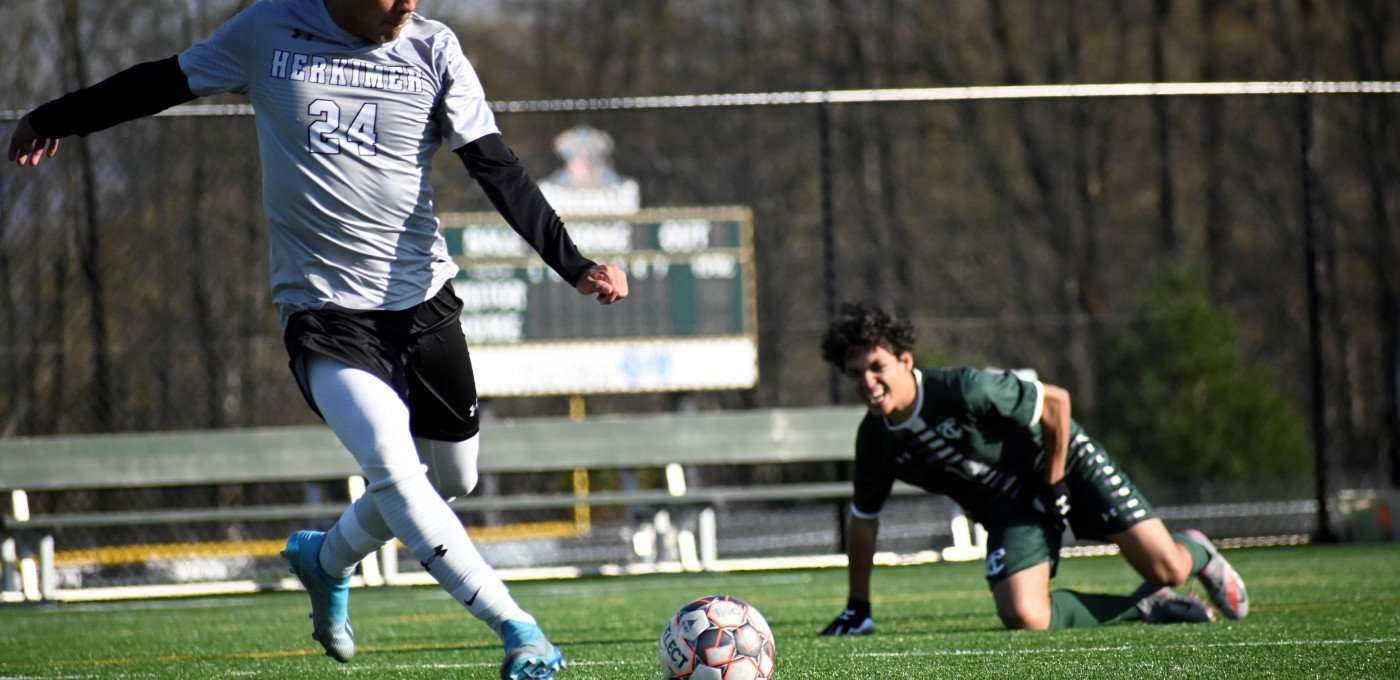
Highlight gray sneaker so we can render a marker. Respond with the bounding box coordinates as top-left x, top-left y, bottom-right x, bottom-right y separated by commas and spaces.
1135, 586, 1218, 624
1182, 529, 1249, 620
